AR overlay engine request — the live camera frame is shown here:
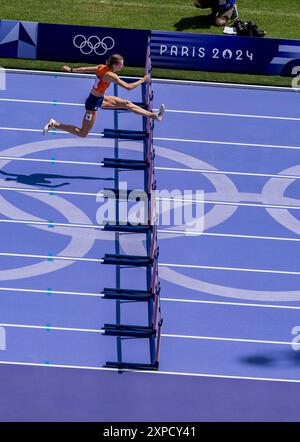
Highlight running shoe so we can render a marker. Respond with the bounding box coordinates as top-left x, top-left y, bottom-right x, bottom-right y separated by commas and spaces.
43, 118, 57, 135
154, 104, 165, 122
